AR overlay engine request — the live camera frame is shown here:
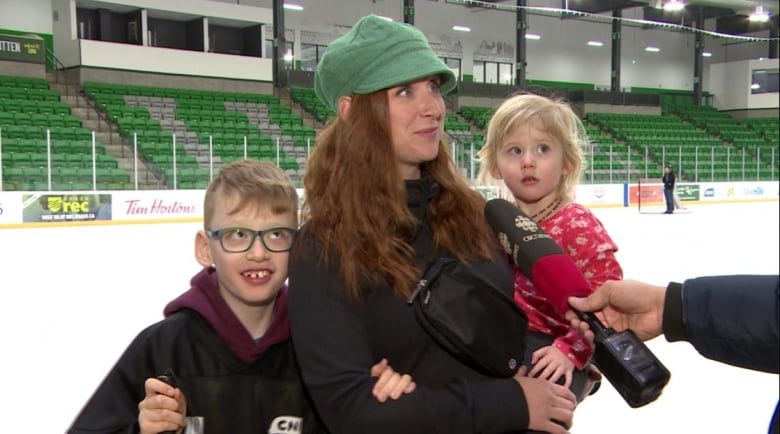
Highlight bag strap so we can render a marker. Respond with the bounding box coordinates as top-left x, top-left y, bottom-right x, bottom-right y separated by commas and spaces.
407, 257, 450, 304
